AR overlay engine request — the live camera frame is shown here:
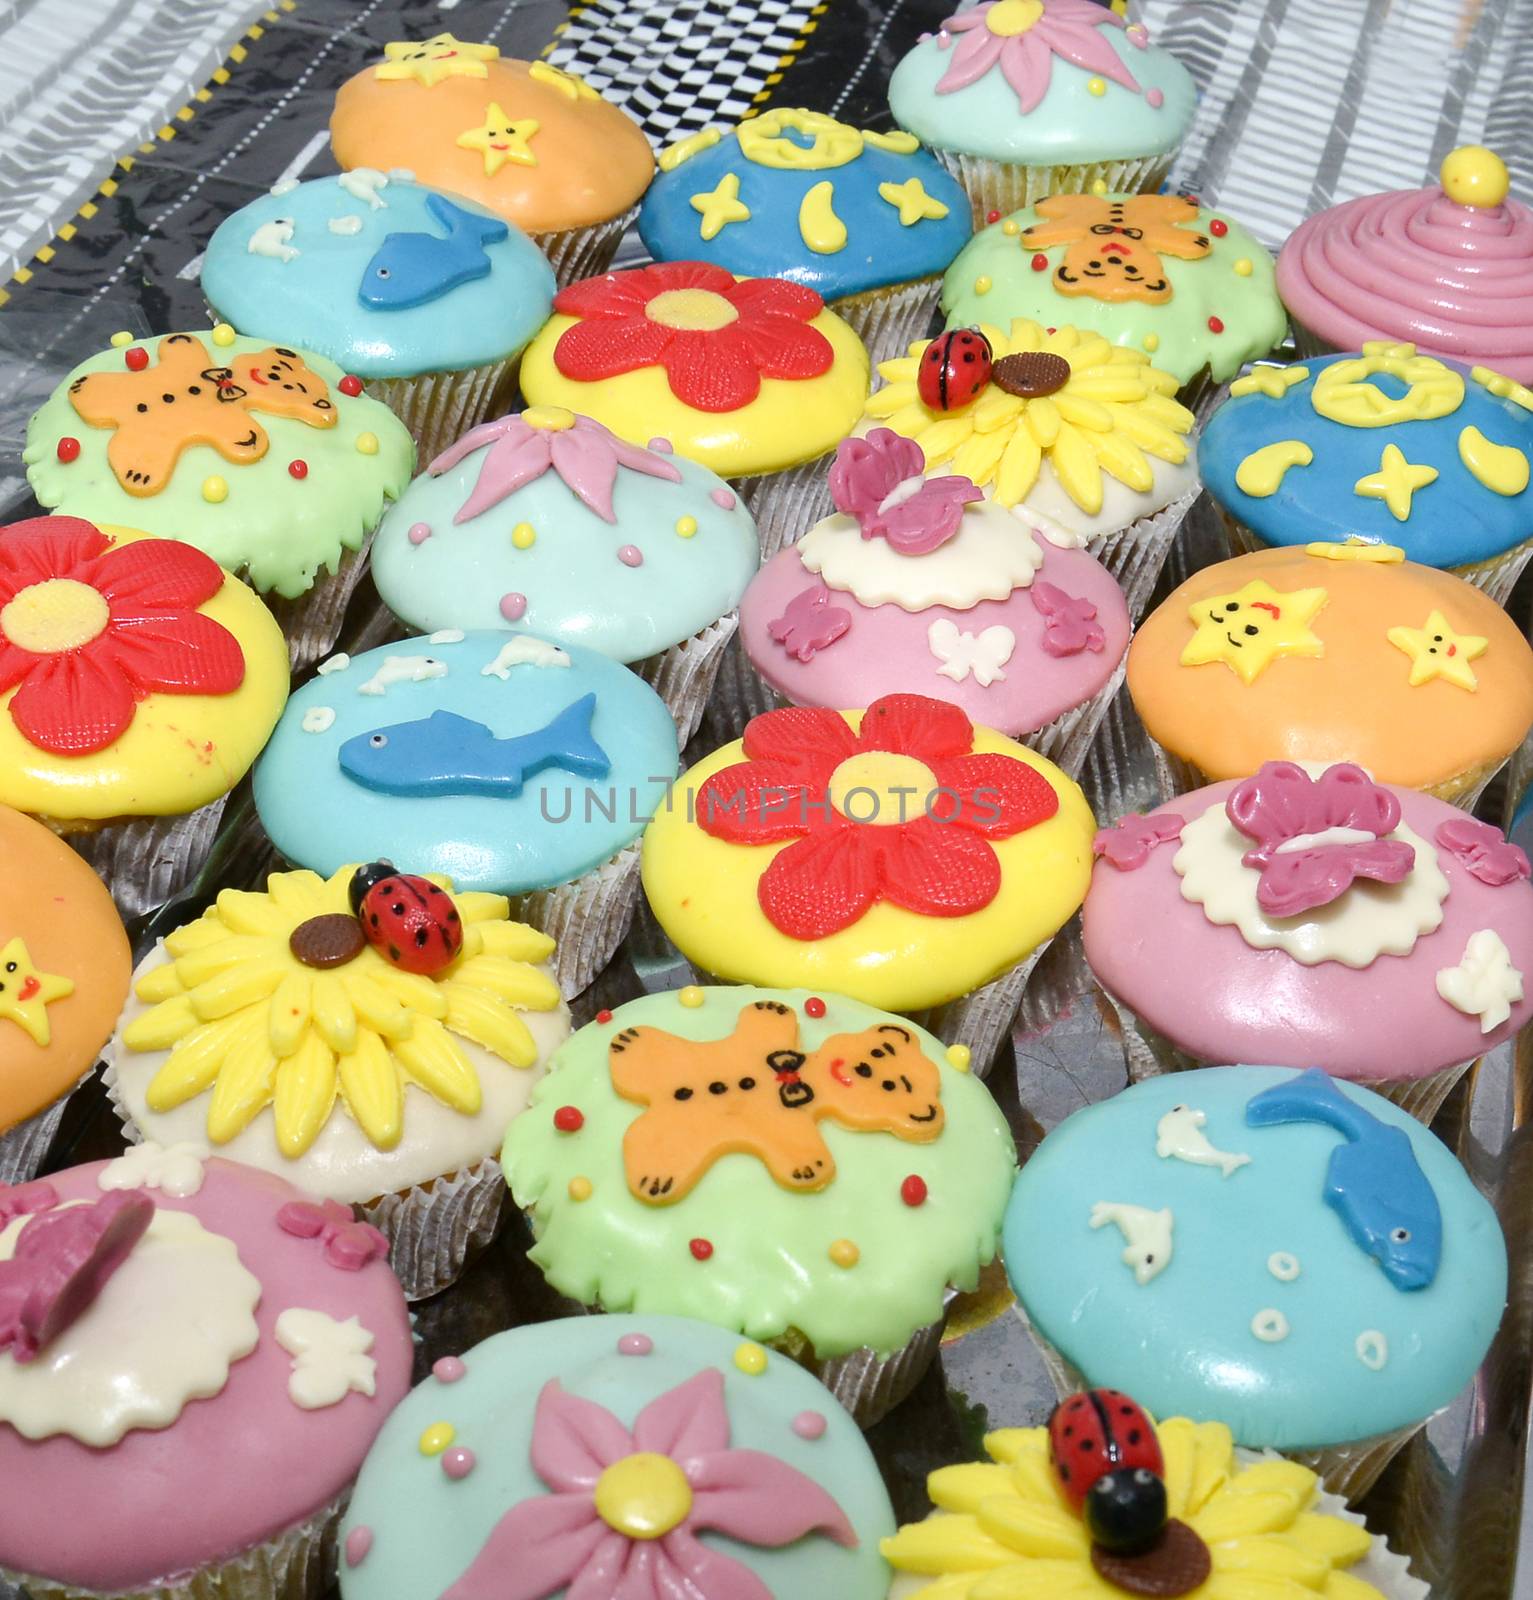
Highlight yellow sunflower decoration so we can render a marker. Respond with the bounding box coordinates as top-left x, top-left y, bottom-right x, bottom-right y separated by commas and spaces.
882, 1418, 1385, 1600
864, 319, 1195, 516
121, 867, 561, 1157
